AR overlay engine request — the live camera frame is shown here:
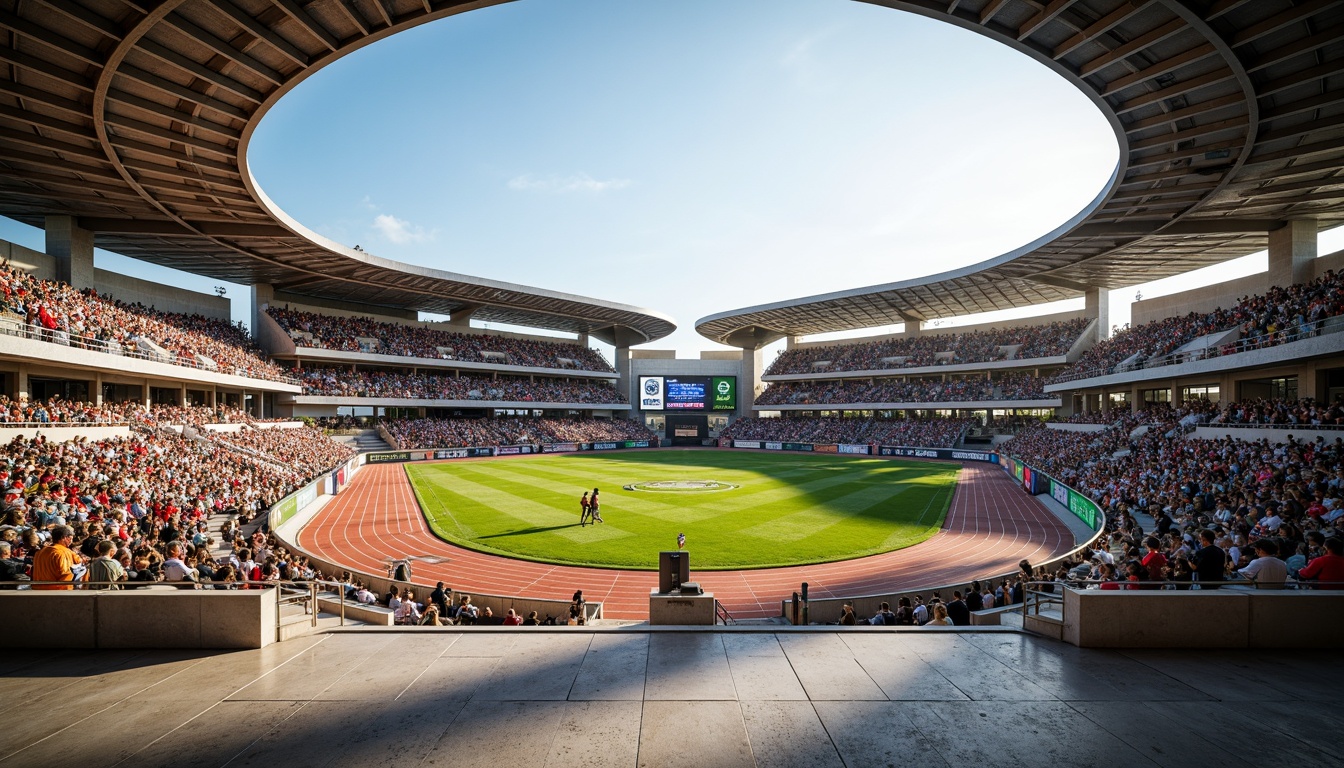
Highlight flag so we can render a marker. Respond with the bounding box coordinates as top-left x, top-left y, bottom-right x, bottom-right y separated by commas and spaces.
677, 532, 686, 550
